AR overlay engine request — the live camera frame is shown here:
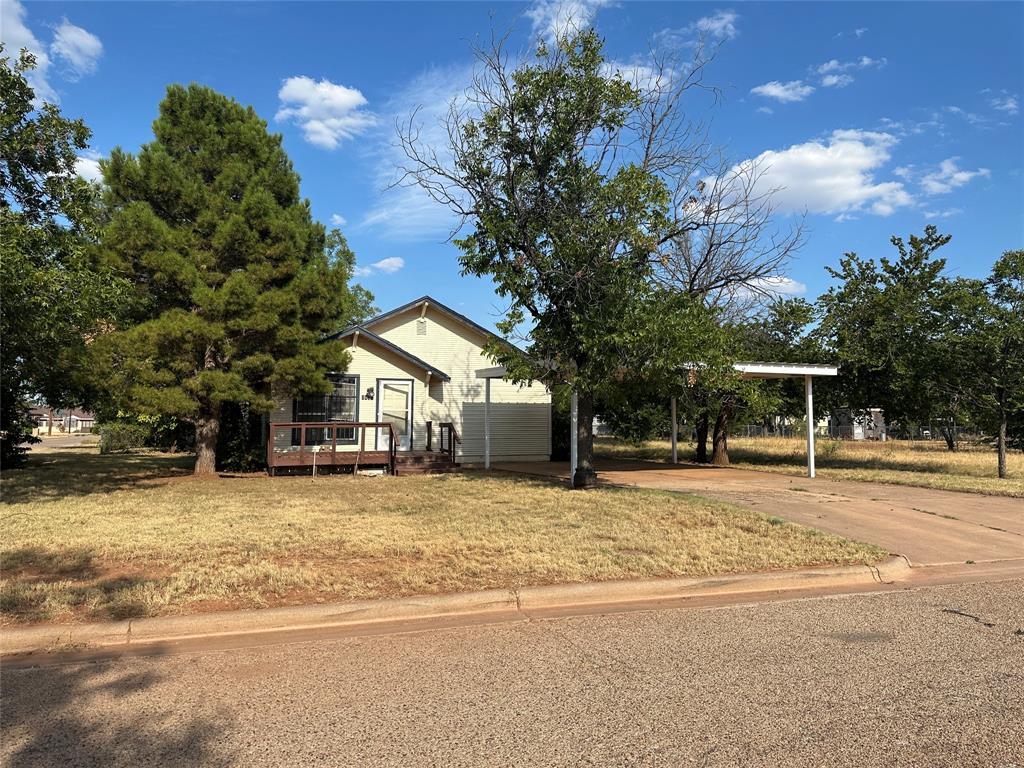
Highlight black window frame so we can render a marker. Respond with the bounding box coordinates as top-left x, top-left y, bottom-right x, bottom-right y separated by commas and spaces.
291, 373, 360, 446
